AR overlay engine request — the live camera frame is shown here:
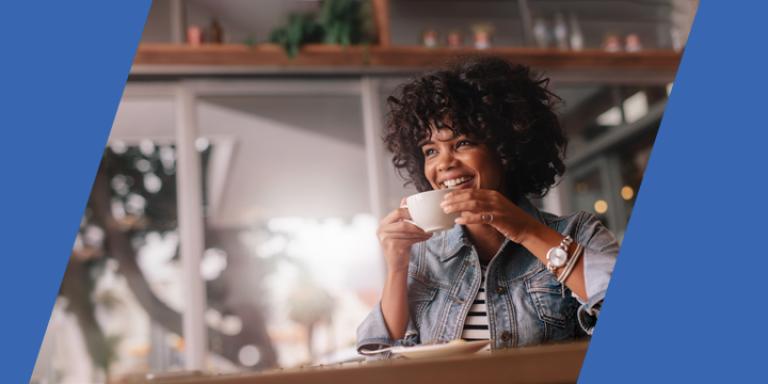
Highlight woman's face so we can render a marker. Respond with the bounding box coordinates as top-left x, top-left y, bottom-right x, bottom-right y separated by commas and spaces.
420, 127, 505, 192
